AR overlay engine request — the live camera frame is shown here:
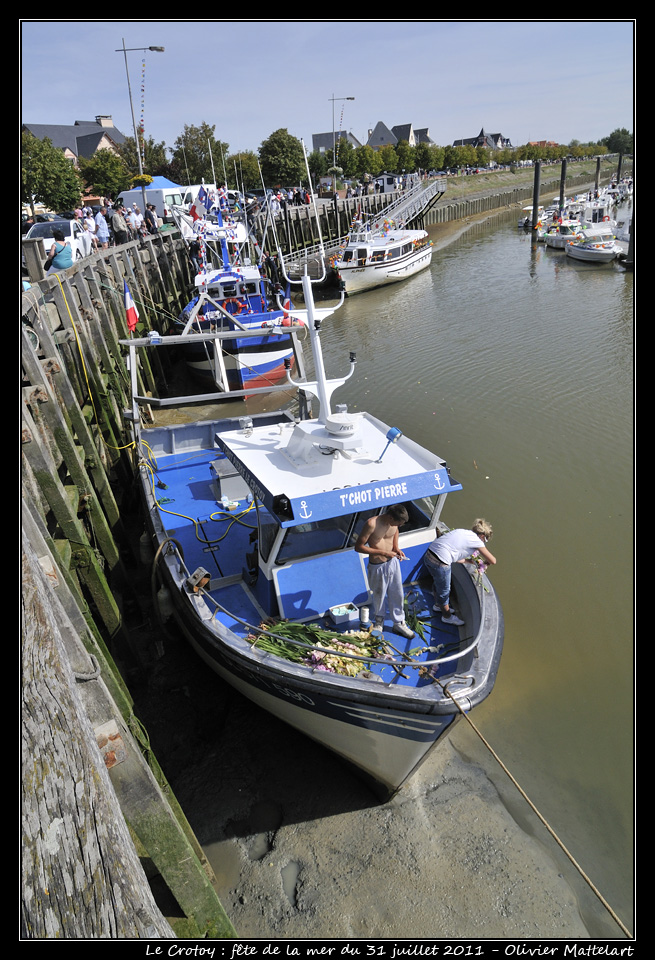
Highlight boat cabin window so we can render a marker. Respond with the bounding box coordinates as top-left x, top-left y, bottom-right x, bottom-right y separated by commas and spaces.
341, 248, 368, 264
256, 496, 440, 566
214, 280, 259, 299
277, 510, 379, 563
256, 502, 279, 563
370, 251, 386, 263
